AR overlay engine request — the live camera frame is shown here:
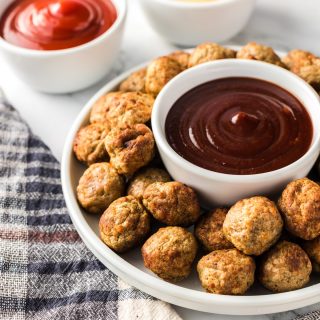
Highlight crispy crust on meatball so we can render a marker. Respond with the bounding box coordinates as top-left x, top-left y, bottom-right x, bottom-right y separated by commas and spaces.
259, 241, 312, 293
282, 50, 320, 91
89, 91, 154, 127
73, 123, 110, 166
99, 196, 150, 253
142, 181, 200, 226
195, 208, 234, 252
223, 196, 283, 255
282, 49, 317, 71
278, 178, 320, 240
188, 42, 236, 68
119, 68, 147, 93
236, 42, 286, 68
104, 124, 155, 176
197, 249, 255, 295
302, 237, 320, 272
237, 42, 286, 68
127, 167, 171, 200
77, 163, 125, 214
145, 56, 182, 96
168, 50, 190, 71
142, 226, 198, 282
